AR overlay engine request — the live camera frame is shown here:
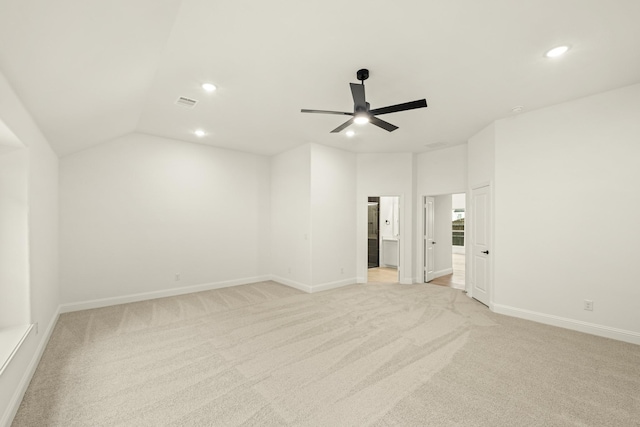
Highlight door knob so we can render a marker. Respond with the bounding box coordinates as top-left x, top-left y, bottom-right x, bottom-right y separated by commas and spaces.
481, 250, 489, 255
